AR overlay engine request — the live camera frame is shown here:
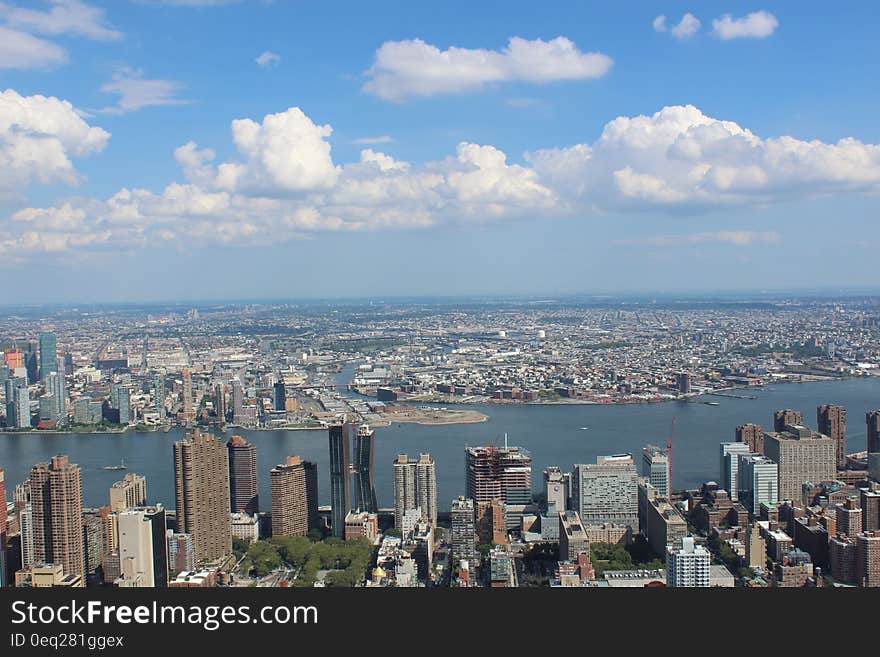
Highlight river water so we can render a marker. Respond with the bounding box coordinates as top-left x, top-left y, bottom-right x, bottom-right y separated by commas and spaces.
1, 377, 878, 510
